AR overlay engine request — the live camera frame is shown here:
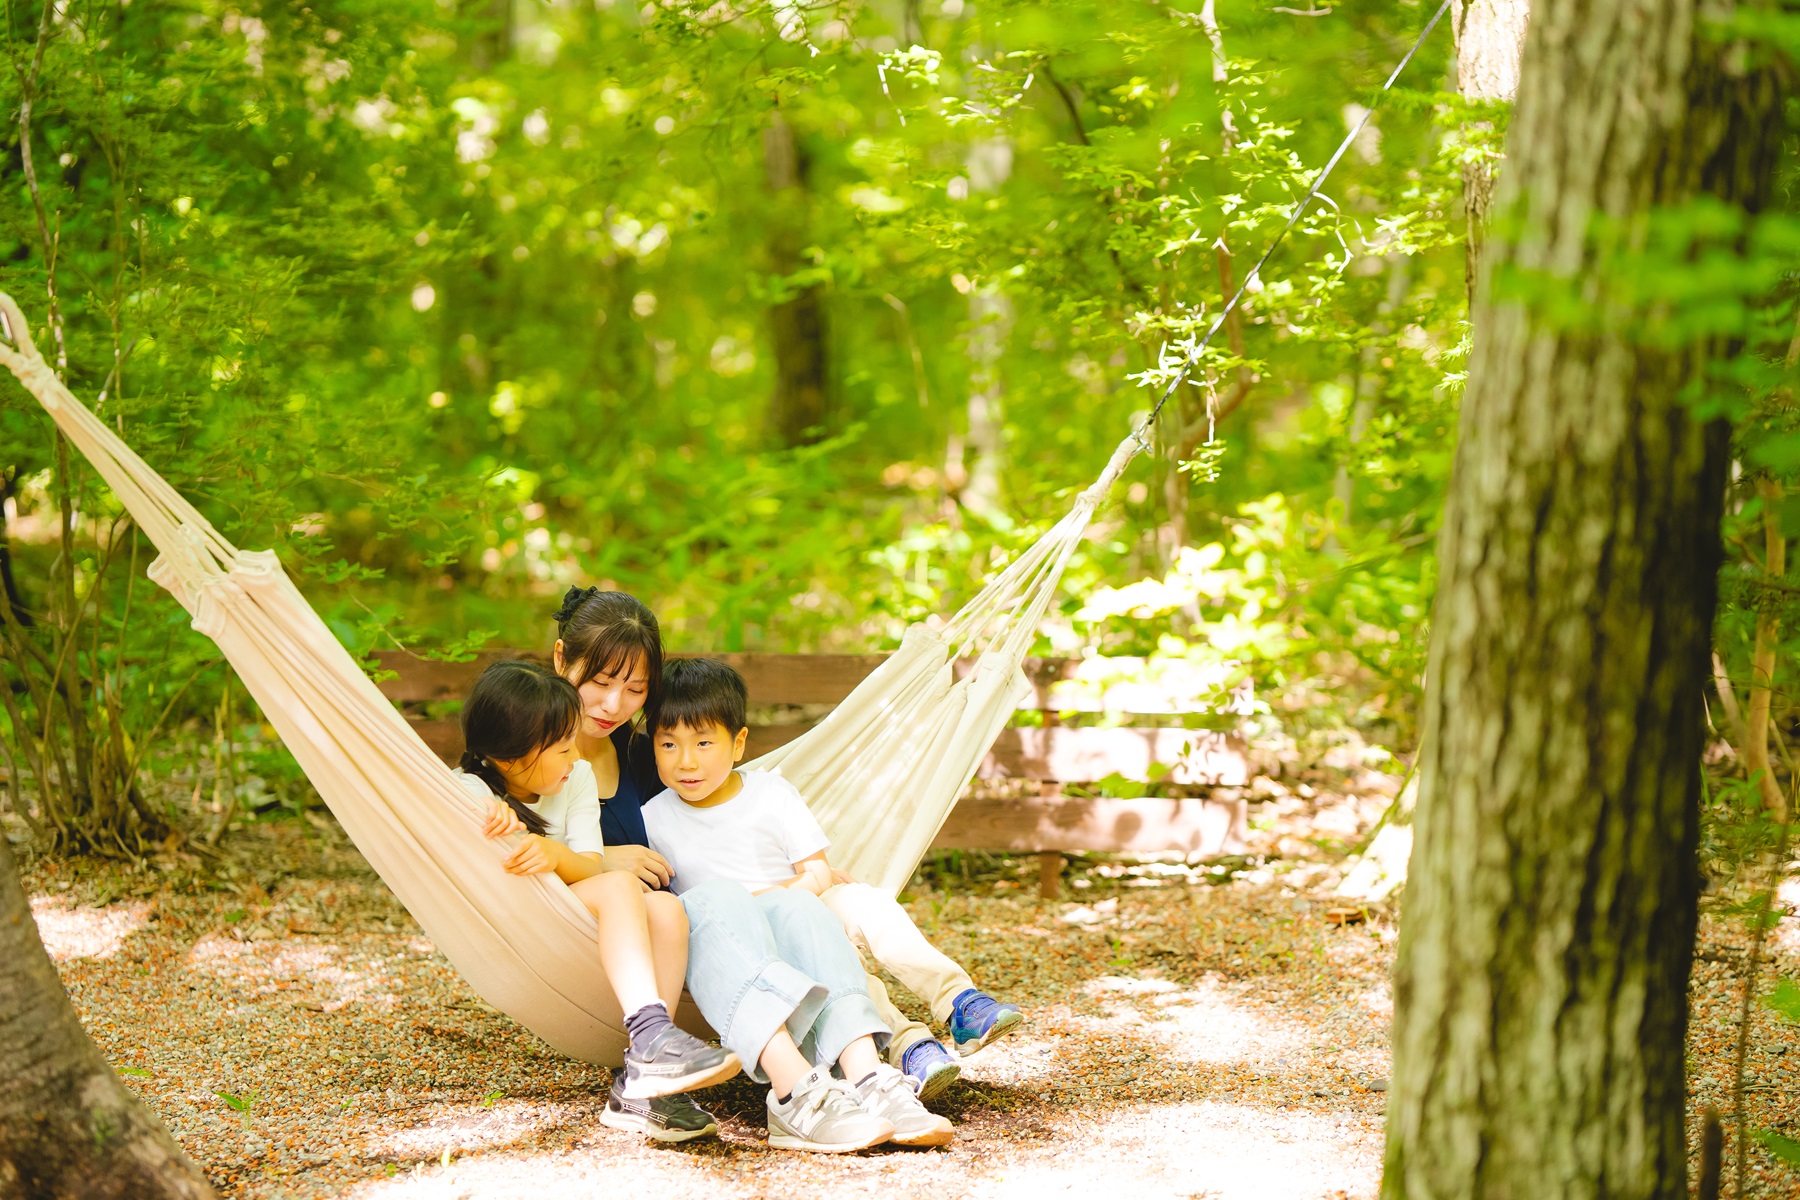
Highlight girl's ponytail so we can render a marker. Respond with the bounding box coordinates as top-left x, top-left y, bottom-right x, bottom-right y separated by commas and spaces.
459, 660, 576, 838
457, 747, 550, 836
